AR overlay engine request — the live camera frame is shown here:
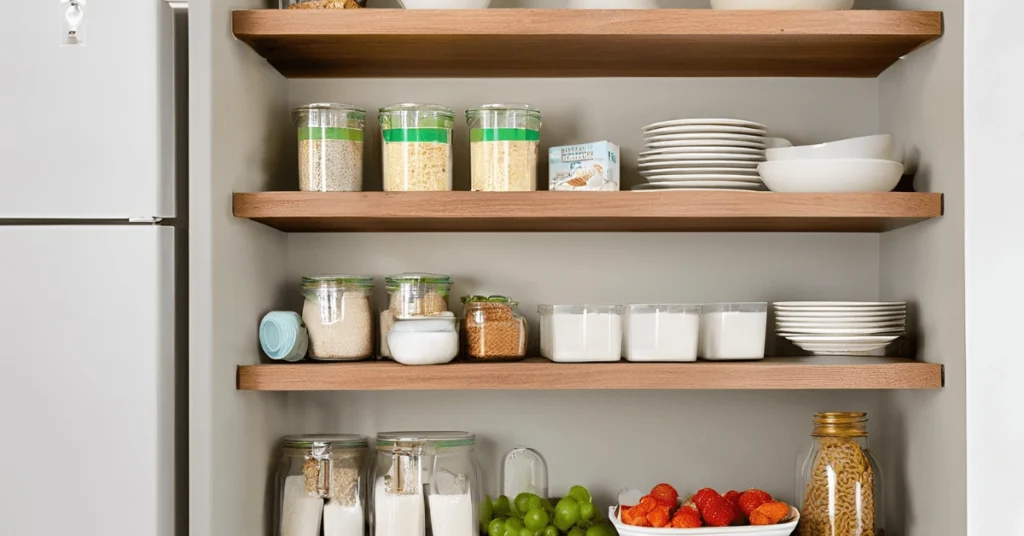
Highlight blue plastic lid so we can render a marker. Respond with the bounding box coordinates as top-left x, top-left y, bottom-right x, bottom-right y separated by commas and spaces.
260, 311, 308, 362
